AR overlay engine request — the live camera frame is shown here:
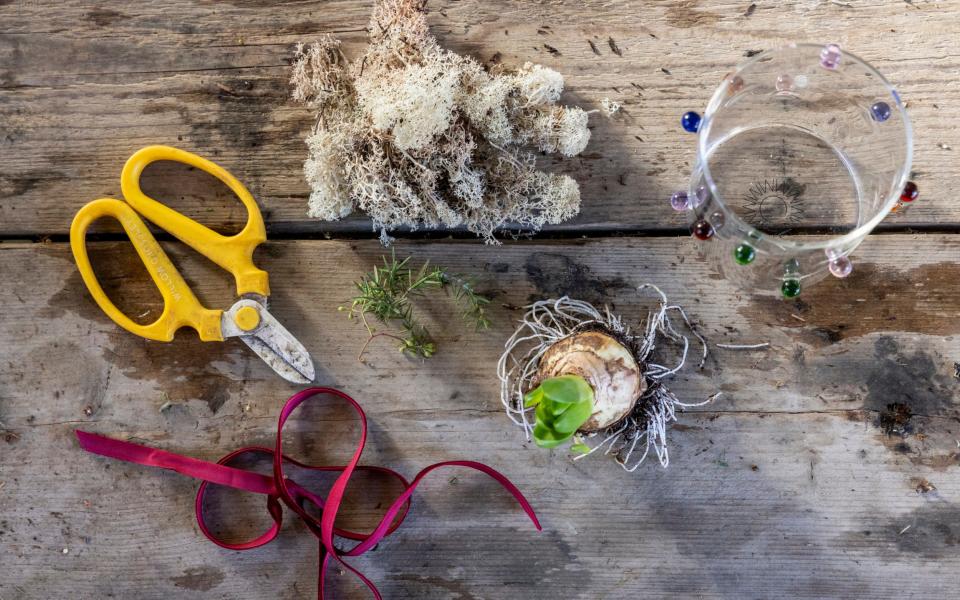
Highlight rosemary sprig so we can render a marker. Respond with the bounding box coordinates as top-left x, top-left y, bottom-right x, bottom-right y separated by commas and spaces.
341, 253, 492, 360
